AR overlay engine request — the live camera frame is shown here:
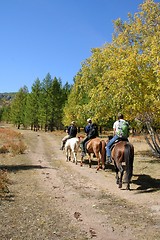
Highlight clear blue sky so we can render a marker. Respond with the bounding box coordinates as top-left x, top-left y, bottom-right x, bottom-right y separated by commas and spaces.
0, 0, 156, 93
